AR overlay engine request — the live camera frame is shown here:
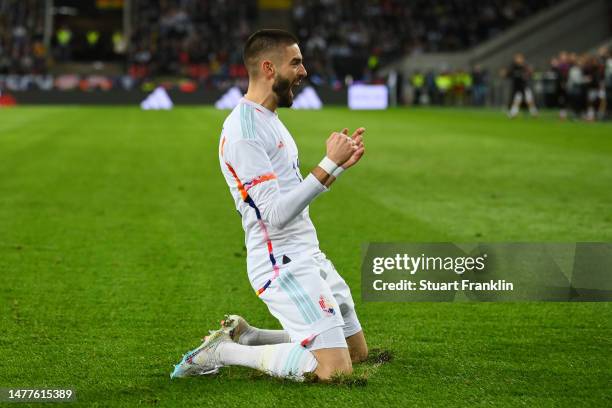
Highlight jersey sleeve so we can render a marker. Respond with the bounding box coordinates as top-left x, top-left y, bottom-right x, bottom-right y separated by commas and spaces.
224, 137, 327, 229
